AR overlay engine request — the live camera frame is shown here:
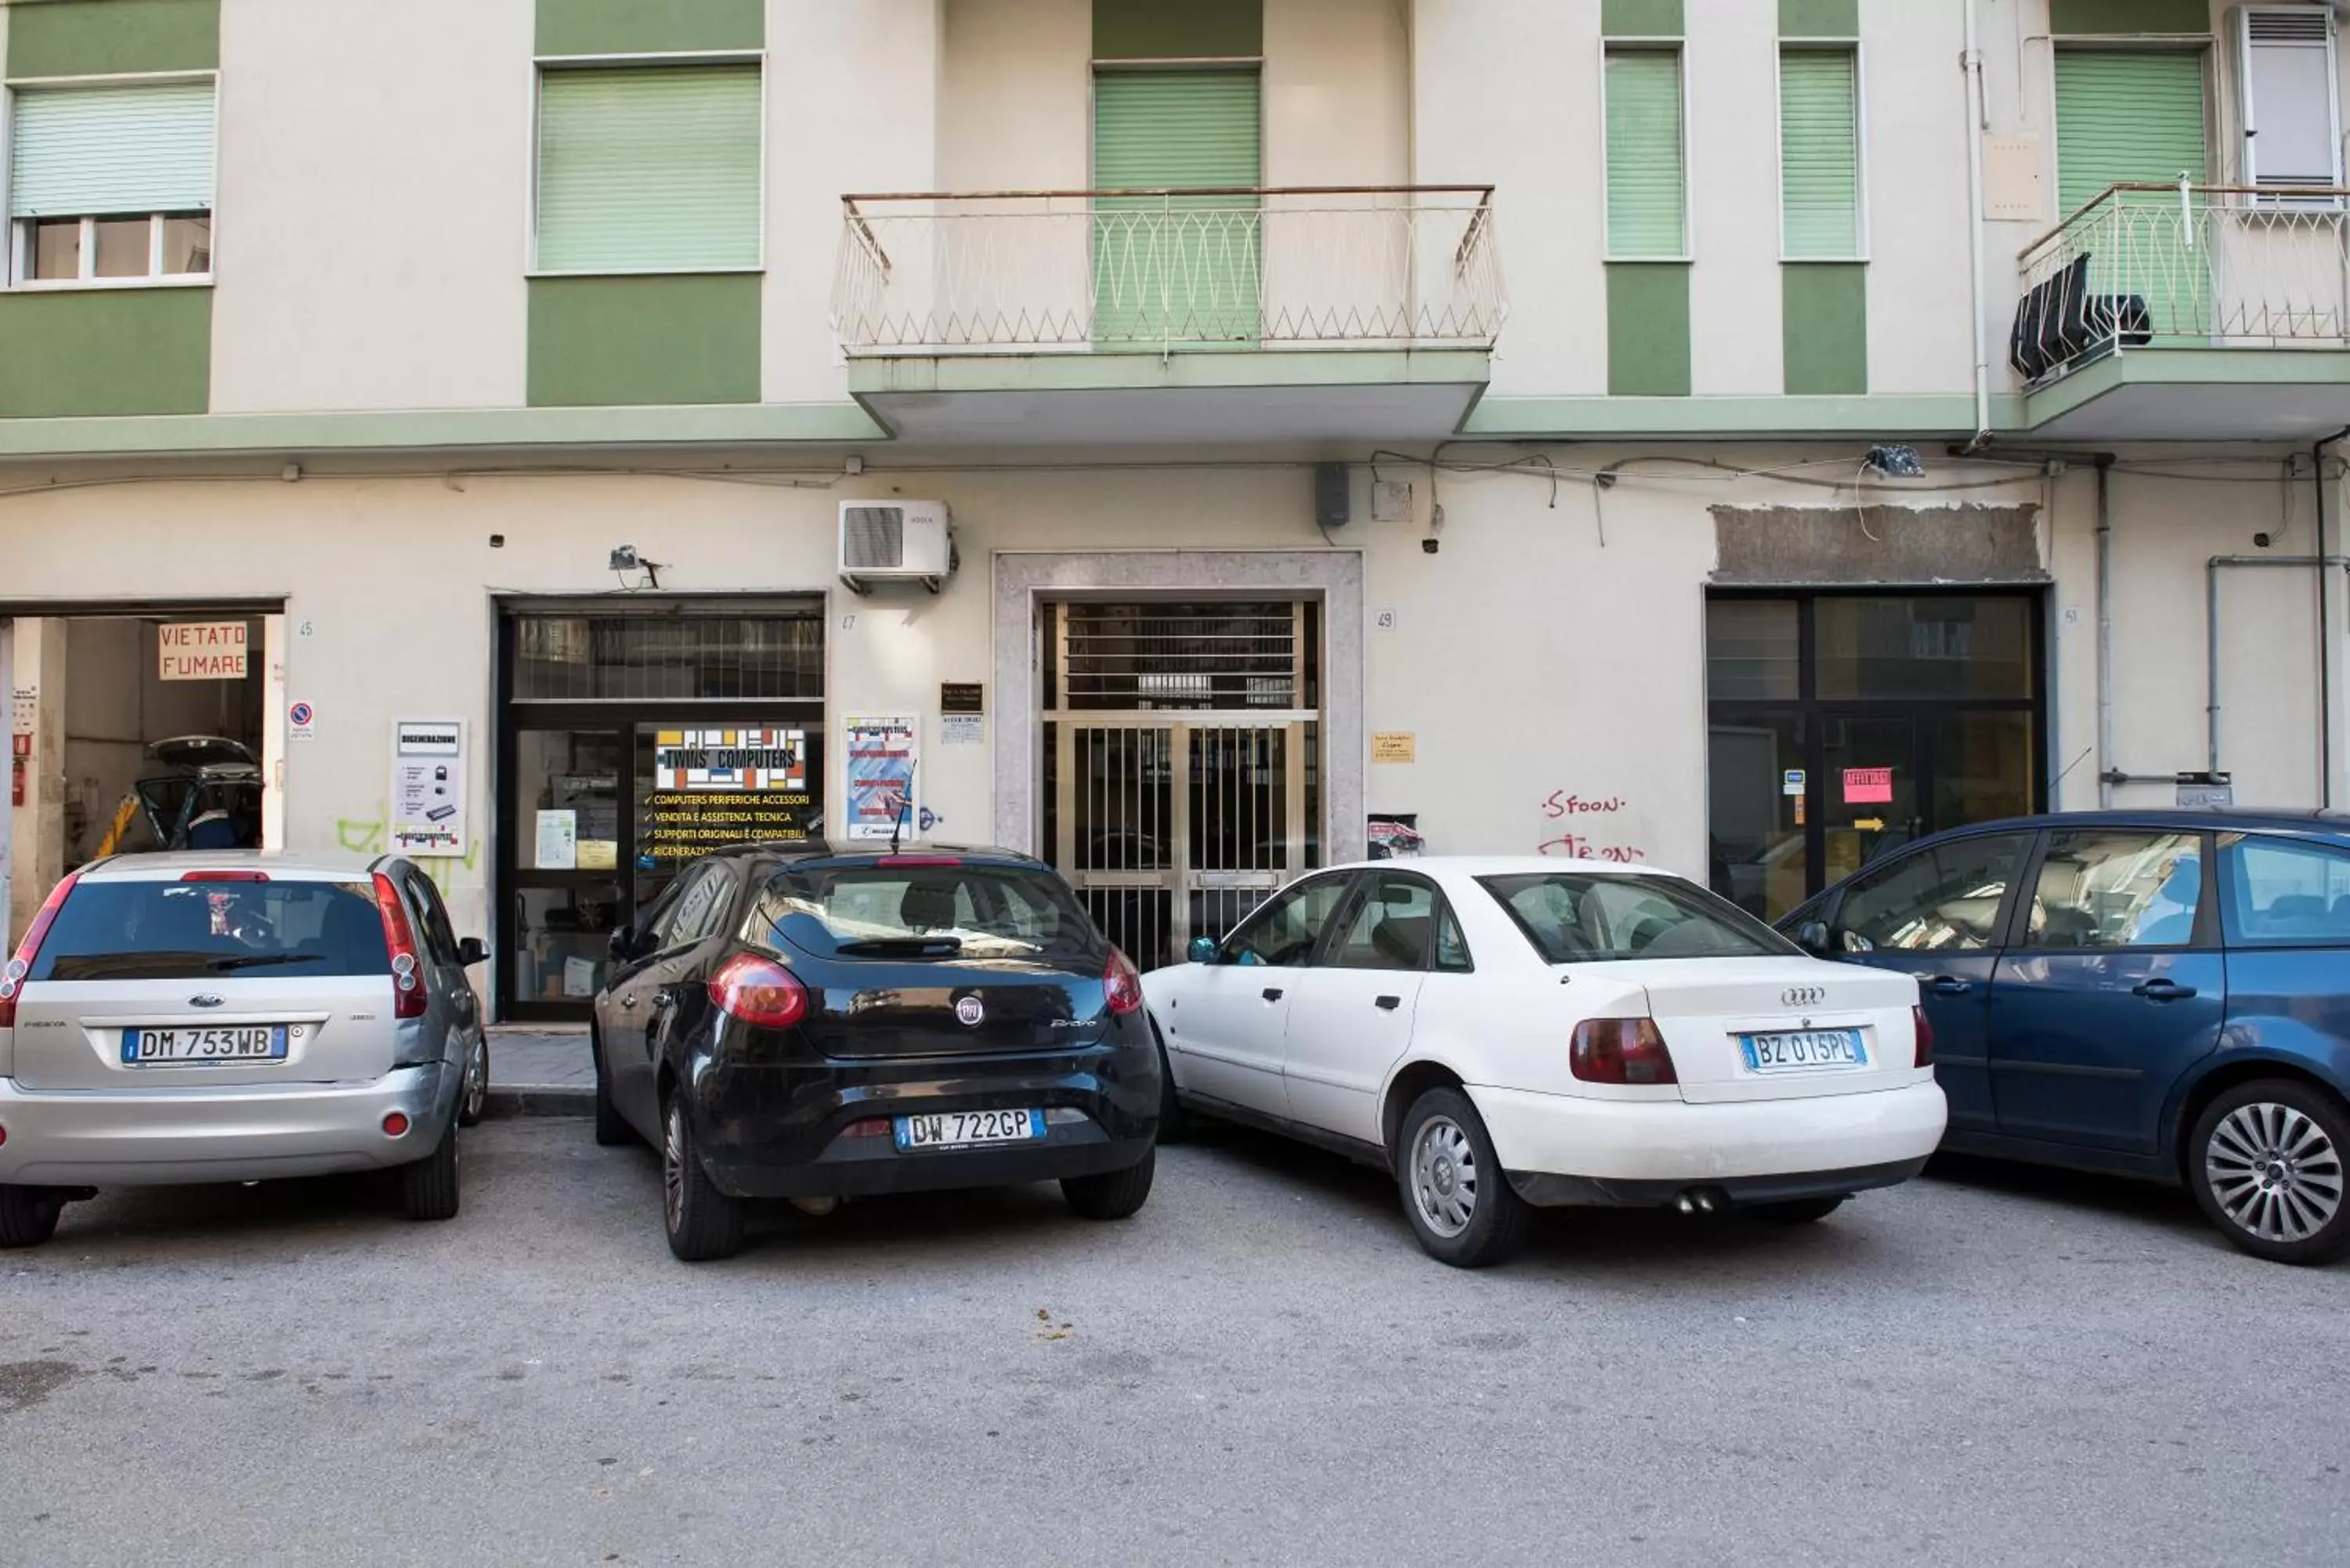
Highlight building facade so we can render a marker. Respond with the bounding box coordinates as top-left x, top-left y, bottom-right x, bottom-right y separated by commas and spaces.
2, 0, 2345, 1018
